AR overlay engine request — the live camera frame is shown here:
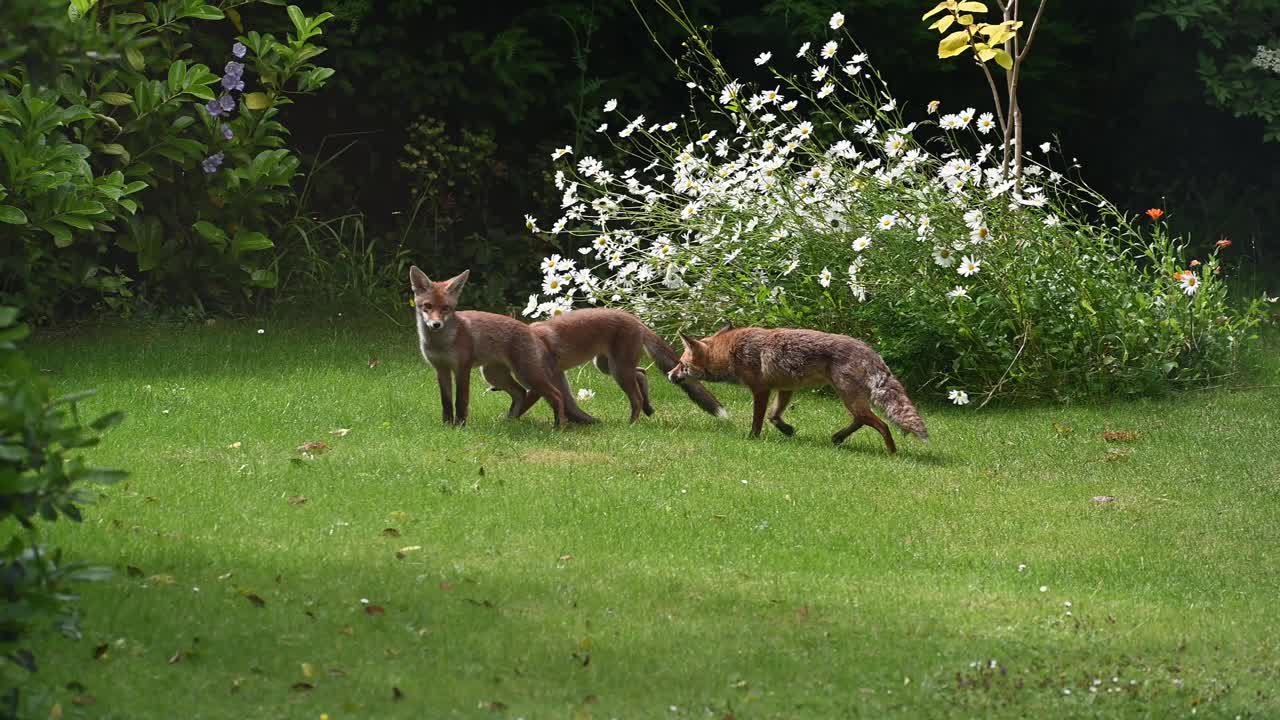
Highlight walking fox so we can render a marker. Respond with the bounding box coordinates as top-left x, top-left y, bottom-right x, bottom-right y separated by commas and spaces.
669, 325, 928, 453
513, 308, 727, 424
410, 266, 565, 427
